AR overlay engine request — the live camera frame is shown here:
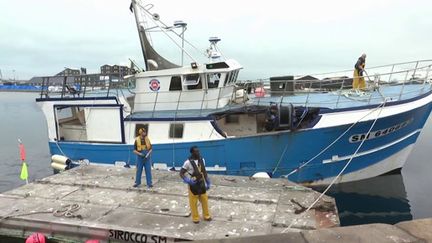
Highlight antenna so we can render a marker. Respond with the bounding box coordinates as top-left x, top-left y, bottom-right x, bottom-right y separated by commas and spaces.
207, 37, 222, 63
174, 20, 187, 66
